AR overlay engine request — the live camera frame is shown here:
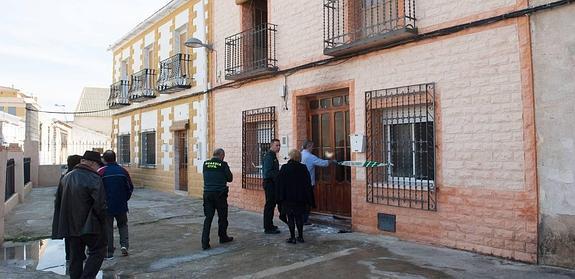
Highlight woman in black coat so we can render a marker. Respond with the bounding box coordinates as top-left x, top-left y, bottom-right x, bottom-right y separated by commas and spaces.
276, 149, 314, 244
